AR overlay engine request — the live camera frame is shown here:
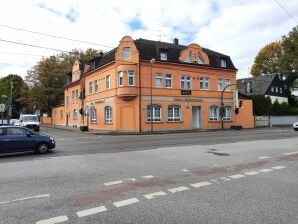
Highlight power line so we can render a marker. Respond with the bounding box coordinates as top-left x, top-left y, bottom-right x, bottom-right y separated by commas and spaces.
0, 52, 45, 57
273, 0, 298, 24
0, 24, 115, 49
